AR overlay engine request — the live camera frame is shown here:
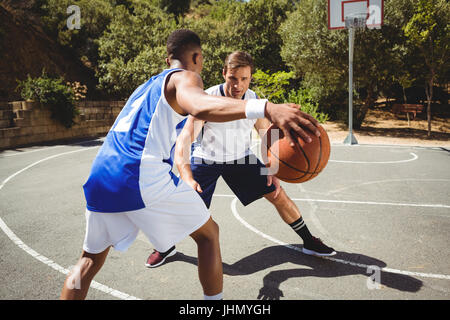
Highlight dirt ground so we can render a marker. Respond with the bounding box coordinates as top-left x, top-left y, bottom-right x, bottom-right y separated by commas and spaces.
323, 107, 450, 147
